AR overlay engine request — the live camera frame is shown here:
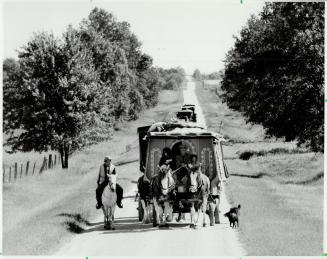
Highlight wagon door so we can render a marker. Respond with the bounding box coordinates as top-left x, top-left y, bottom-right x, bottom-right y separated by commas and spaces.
214, 140, 229, 180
